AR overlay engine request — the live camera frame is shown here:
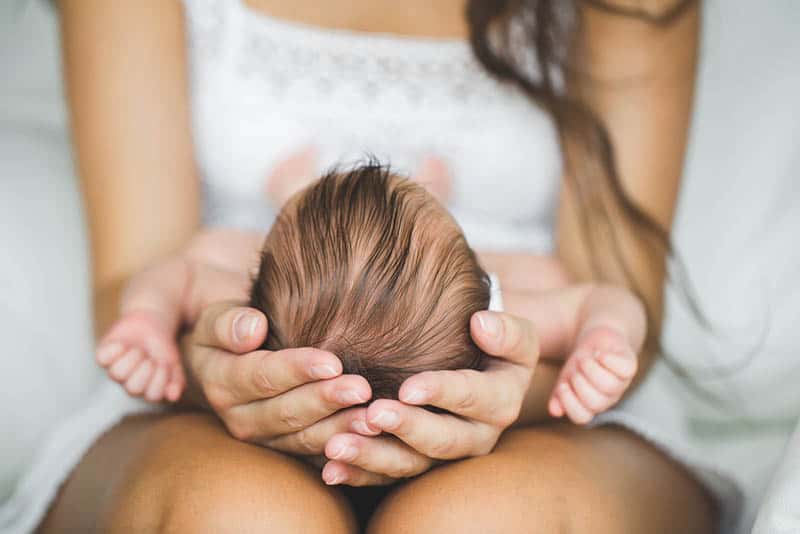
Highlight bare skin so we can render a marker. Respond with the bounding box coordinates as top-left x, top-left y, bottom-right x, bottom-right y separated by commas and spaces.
46, 0, 714, 532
